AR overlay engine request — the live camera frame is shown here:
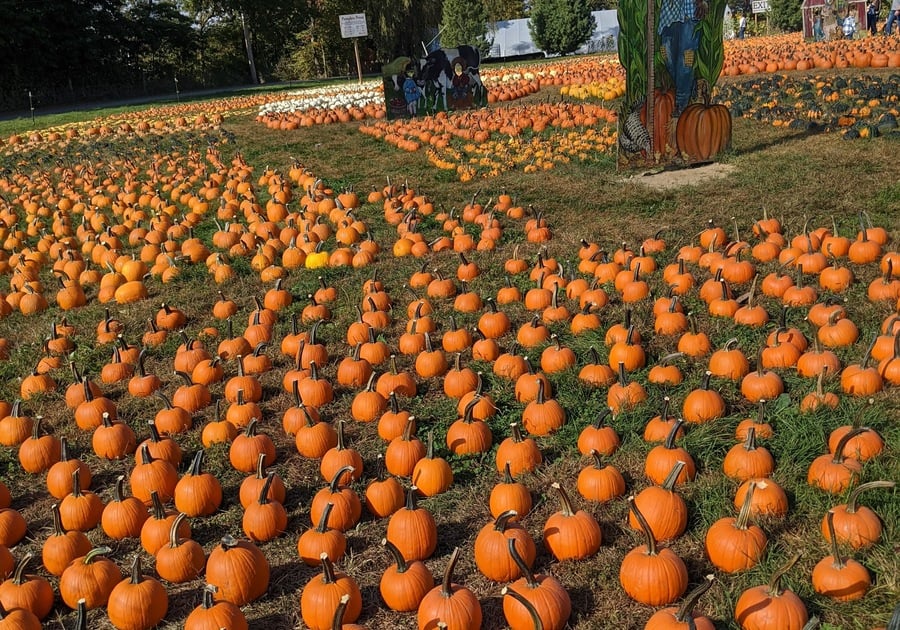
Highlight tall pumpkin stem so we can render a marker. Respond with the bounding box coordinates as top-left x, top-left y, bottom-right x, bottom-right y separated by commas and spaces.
846, 480, 895, 514
331, 593, 351, 630
767, 552, 802, 597
328, 465, 355, 493
440, 547, 461, 597
551, 482, 576, 517
831, 427, 867, 464
627, 496, 658, 556
10, 551, 35, 584
168, 512, 188, 549
506, 538, 539, 590
664, 419, 685, 450
735, 481, 756, 530
501, 586, 544, 630
315, 502, 334, 533
661, 460, 687, 491
382, 538, 409, 573
825, 511, 845, 570
319, 552, 337, 584
674, 575, 715, 623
